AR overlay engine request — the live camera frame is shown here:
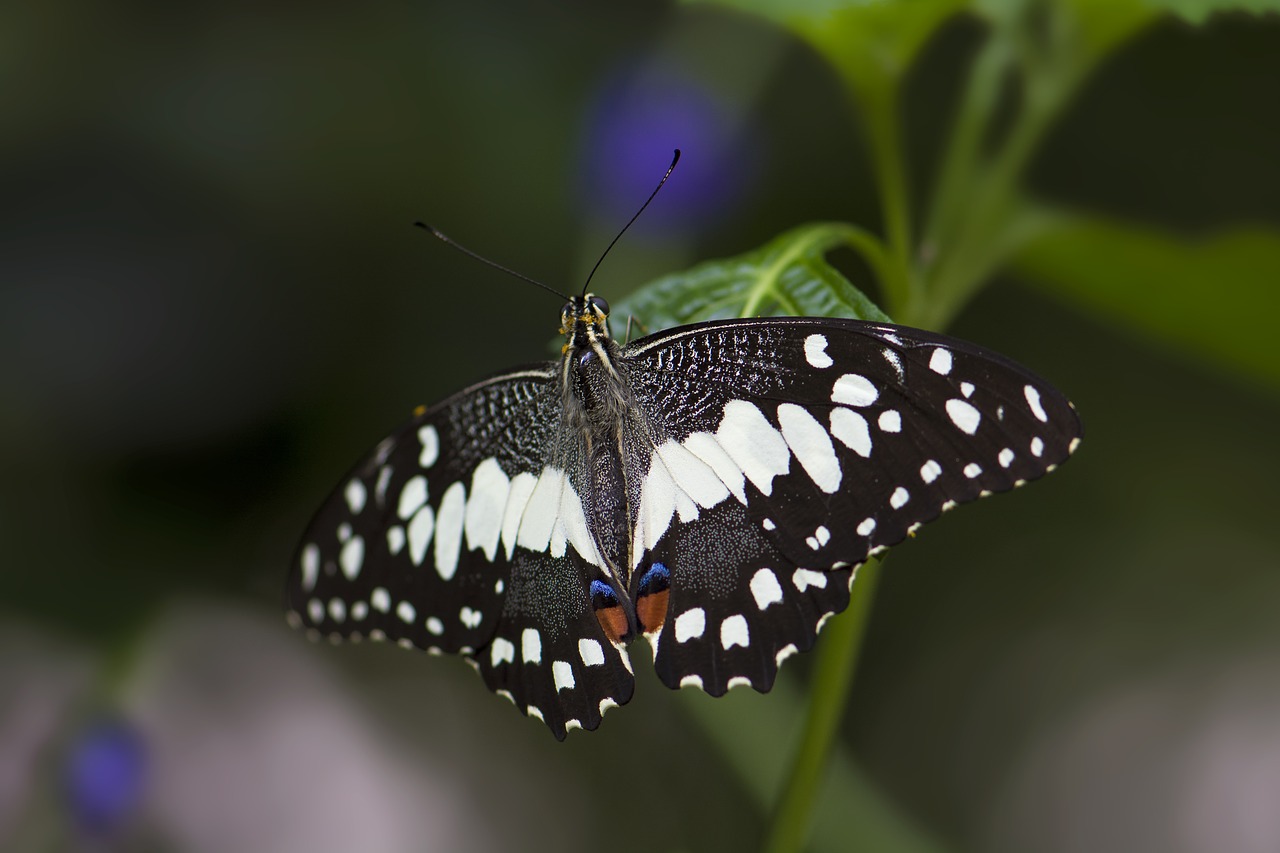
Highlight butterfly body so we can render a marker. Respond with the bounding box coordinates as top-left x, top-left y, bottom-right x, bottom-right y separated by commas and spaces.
288, 295, 1081, 739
